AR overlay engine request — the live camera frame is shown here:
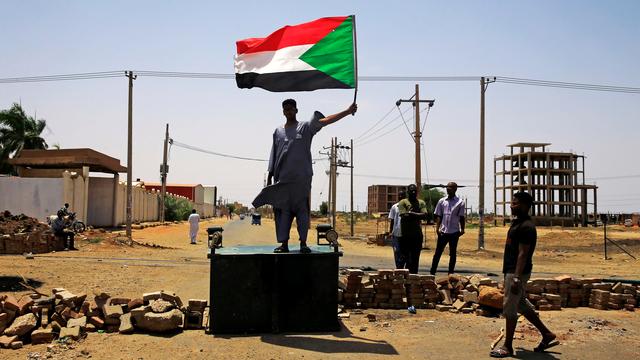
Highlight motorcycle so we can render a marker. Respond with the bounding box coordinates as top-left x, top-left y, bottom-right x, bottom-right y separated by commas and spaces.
47, 212, 86, 233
